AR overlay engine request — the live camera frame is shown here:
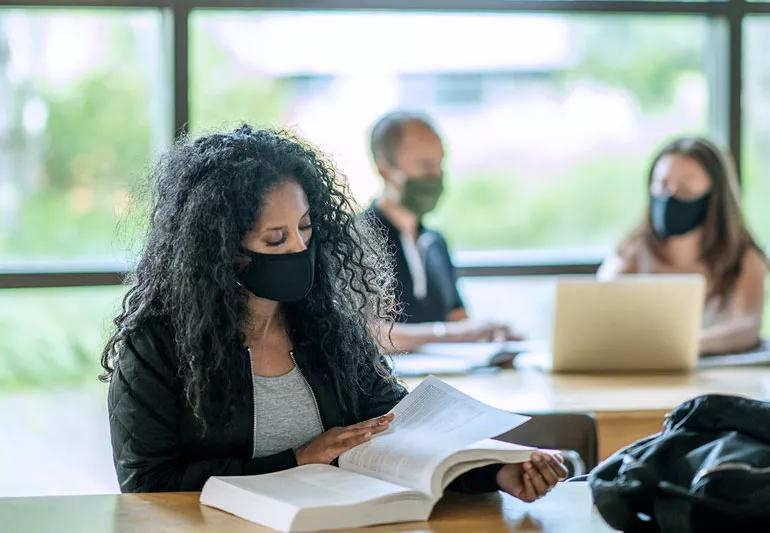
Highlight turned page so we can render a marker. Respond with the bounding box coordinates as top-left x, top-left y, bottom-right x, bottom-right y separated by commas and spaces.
339, 376, 528, 495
